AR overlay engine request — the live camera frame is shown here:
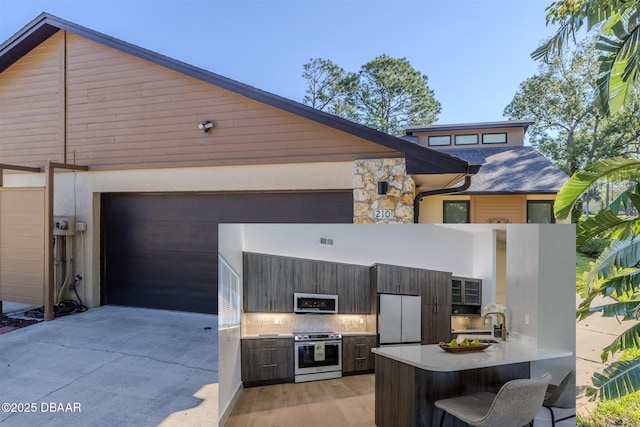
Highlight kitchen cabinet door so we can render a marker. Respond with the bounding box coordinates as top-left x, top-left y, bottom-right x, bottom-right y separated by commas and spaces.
342, 335, 376, 374
419, 270, 452, 307
241, 338, 294, 384
294, 259, 337, 295
243, 253, 294, 313
421, 303, 451, 344
373, 264, 419, 295
337, 264, 371, 314
451, 276, 482, 306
